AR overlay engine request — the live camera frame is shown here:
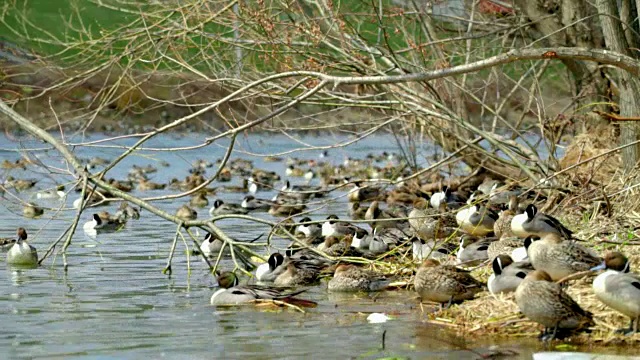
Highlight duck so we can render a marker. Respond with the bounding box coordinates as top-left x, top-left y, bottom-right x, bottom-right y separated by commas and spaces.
511, 204, 572, 239
456, 236, 492, 266
493, 195, 518, 238
327, 264, 391, 292
349, 202, 367, 220
278, 180, 326, 200
268, 200, 306, 217
108, 178, 134, 192
36, 186, 65, 199
295, 217, 322, 238
6, 228, 38, 266
430, 186, 466, 209
189, 192, 209, 208
1, 159, 27, 170
137, 178, 166, 191
487, 254, 532, 295
414, 259, 484, 308
274, 261, 322, 286
199, 232, 226, 257
209, 199, 249, 216
591, 251, 640, 334
411, 238, 455, 261
322, 236, 362, 257
487, 236, 527, 262
455, 193, 498, 236
176, 204, 197, 221
515, 270, 595, 341
83, 213, 124, 235
350, 228, 373, 251
23, 203, 44, 218
256, 253, 286, 282
365, 201, 407, 230
347, 181, 385, 202
113, 202, 140, 221
241, 195, 273, 211
4, 176, 37, 191
285, 165, 306, 177
321, 215, 365, 238
526, 233, 600, 281
210, 272, 309, 305
219, 179, 249, 193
